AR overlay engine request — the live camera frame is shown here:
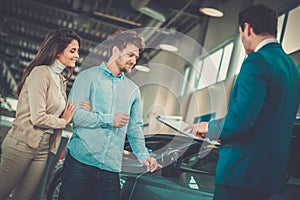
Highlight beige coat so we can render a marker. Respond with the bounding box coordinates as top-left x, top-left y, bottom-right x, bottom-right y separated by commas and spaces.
8, 66, 67, 154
